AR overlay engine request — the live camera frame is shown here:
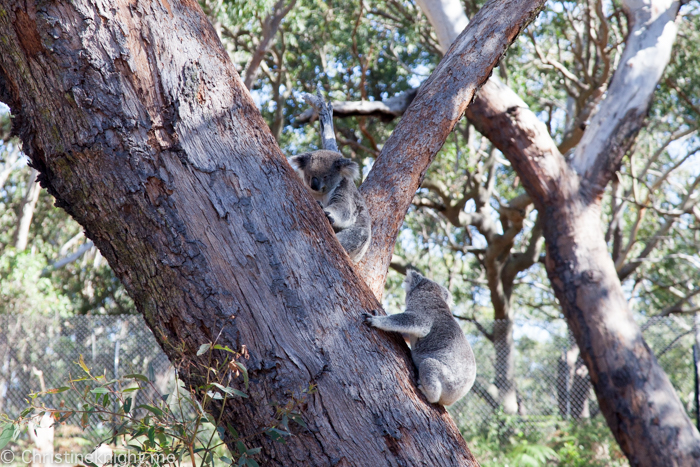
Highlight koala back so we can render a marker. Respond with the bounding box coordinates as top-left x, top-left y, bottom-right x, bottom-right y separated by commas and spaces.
404, 271, 475, 394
